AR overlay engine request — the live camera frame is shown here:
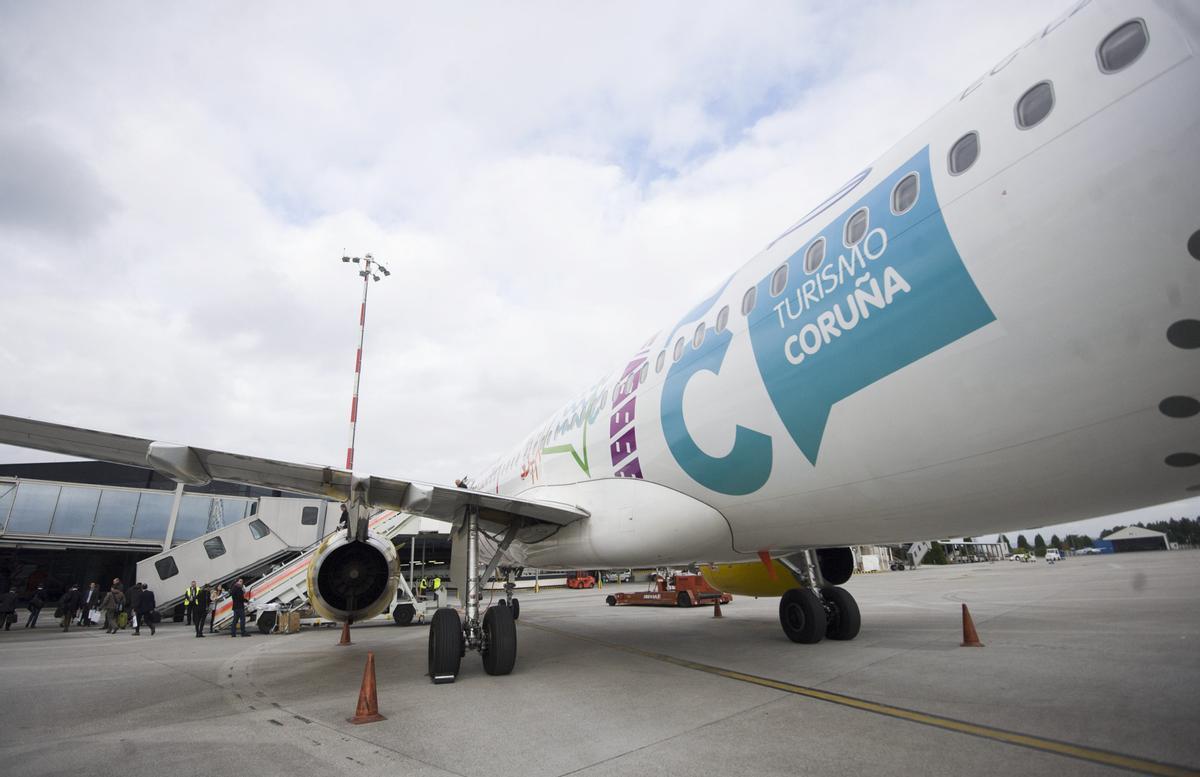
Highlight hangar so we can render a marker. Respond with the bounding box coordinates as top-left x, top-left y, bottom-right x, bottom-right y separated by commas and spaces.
1102, 526, 1170, 552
